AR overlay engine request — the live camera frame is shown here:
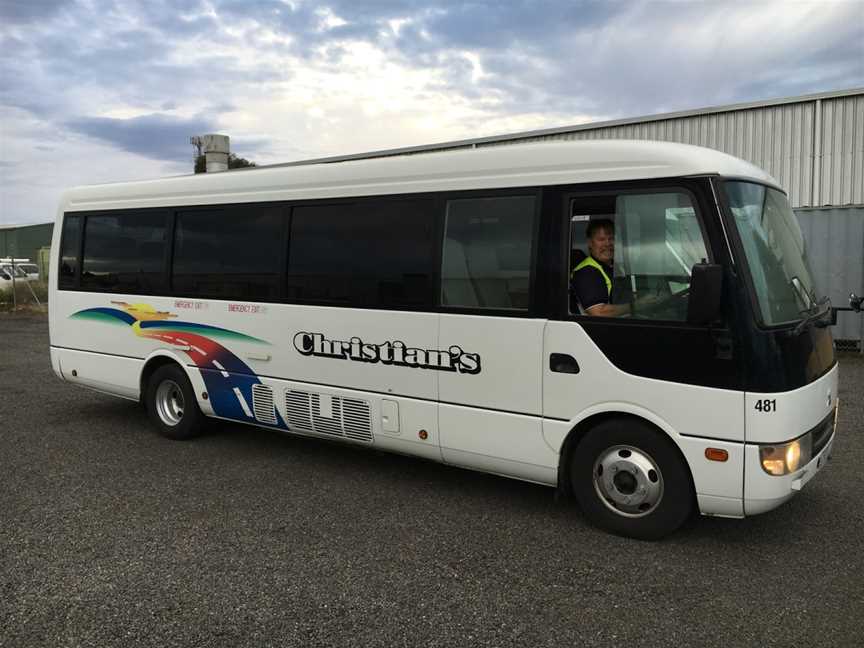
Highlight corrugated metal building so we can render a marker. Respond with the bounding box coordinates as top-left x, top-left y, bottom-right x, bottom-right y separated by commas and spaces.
284, 87, 863, 348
